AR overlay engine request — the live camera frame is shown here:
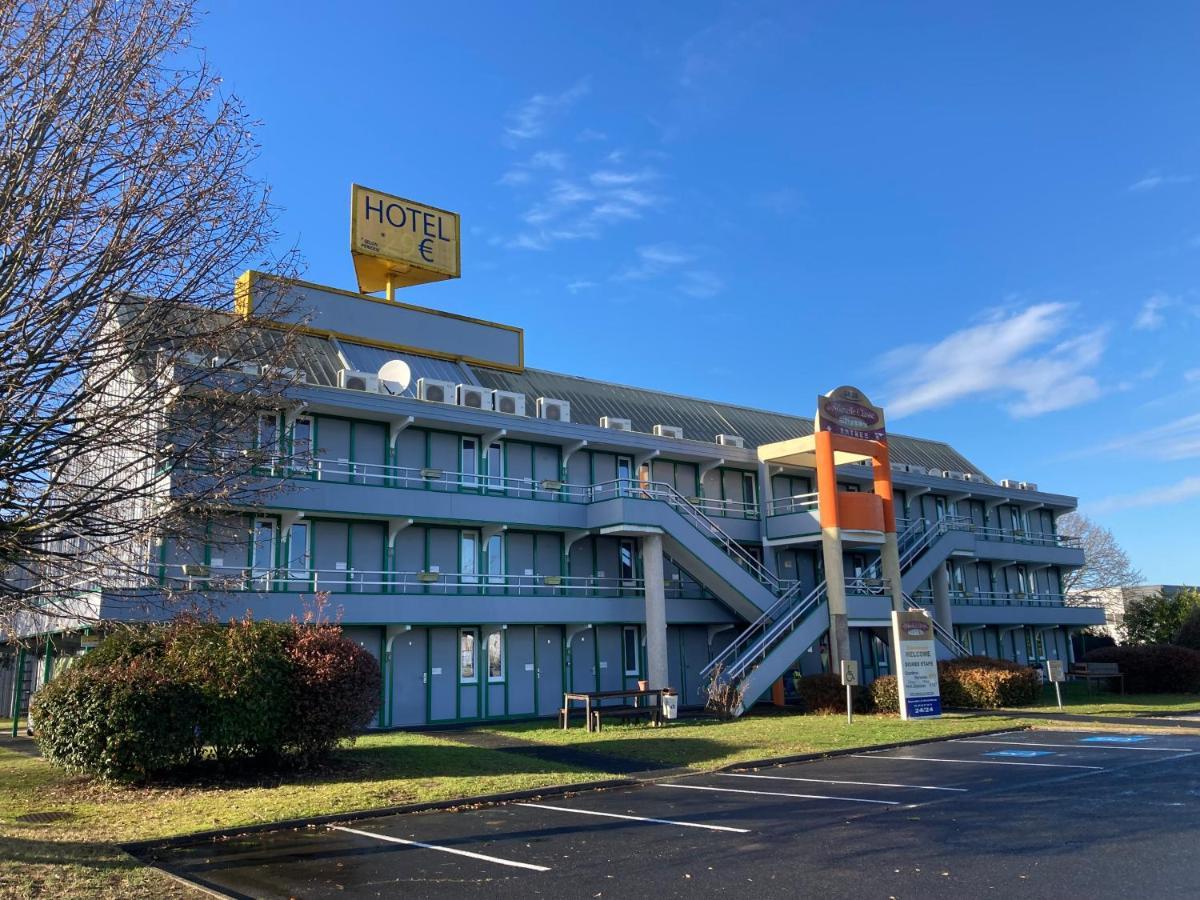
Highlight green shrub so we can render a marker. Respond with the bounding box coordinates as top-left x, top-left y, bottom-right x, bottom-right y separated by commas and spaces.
794, 672, 870, 714
32, 619, 381, 781
869, 675, 899, 713
30, 660, 204, 781
1172, 607, 1200, 652
1083, 644, 1200, 693
937, 656, 1040, 708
